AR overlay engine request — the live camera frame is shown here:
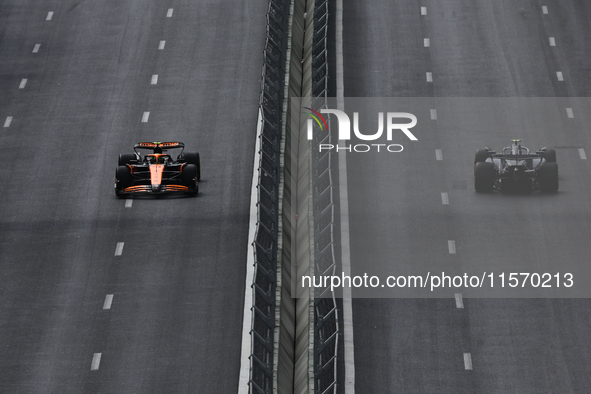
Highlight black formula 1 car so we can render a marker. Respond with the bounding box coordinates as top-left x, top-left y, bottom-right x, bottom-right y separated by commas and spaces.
115, 142, 200, 196
474, 139, 558, 193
